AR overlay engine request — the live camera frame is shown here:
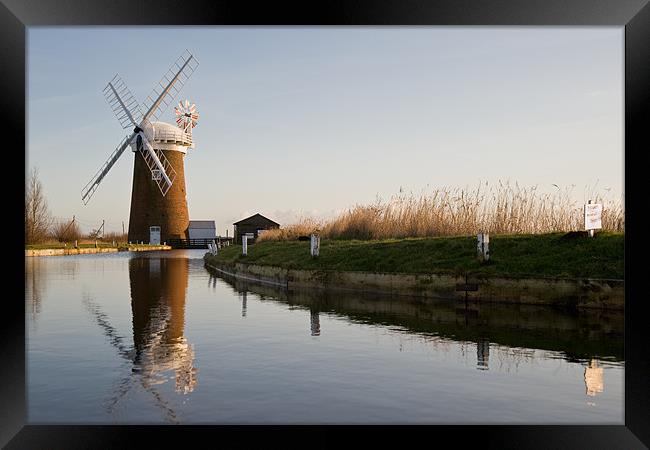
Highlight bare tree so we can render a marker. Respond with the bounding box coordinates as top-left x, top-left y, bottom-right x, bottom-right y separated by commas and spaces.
50, 218, 81, 242
25, 168, 53, 244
